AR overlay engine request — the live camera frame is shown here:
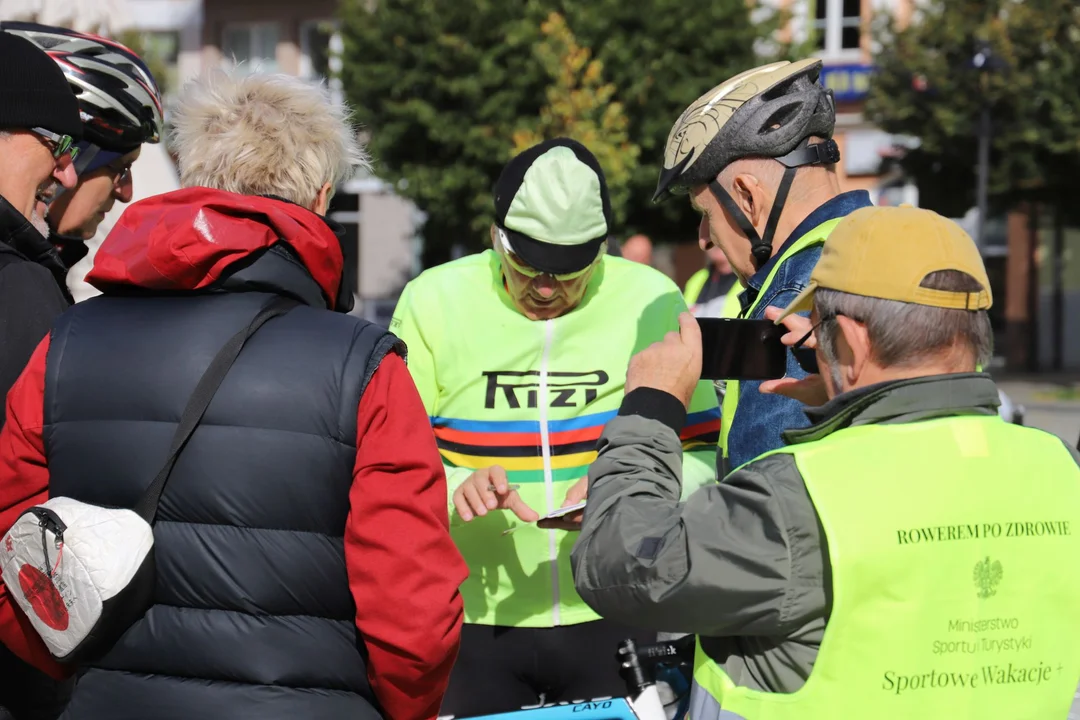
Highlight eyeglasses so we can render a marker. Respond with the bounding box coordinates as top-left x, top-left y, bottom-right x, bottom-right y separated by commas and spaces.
106, 160, 133, 187
501, 250, 600, 282
31, 127, 80, 162
791, 319, 823, 375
